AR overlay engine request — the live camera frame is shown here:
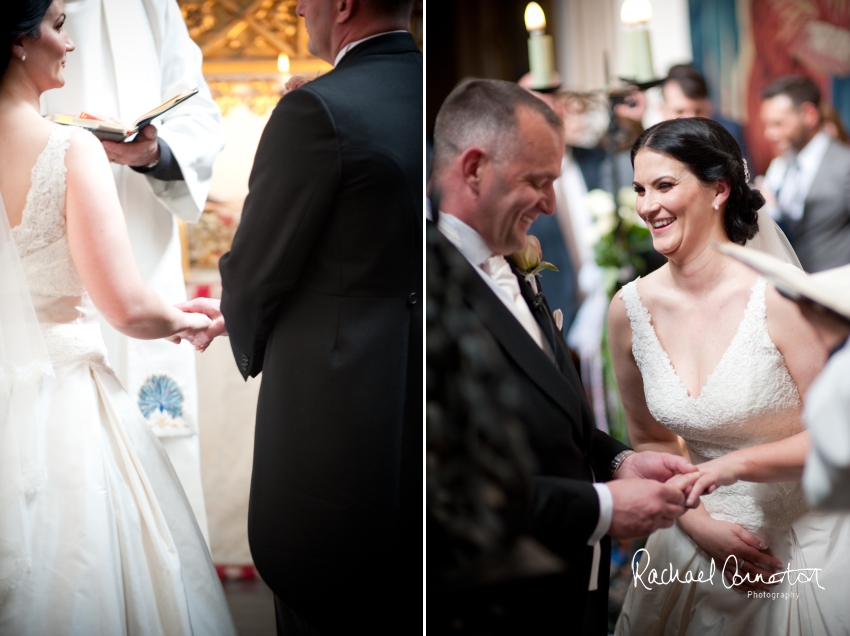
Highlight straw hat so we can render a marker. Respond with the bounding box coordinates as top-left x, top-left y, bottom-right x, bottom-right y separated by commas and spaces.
717, 242, 850, 321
